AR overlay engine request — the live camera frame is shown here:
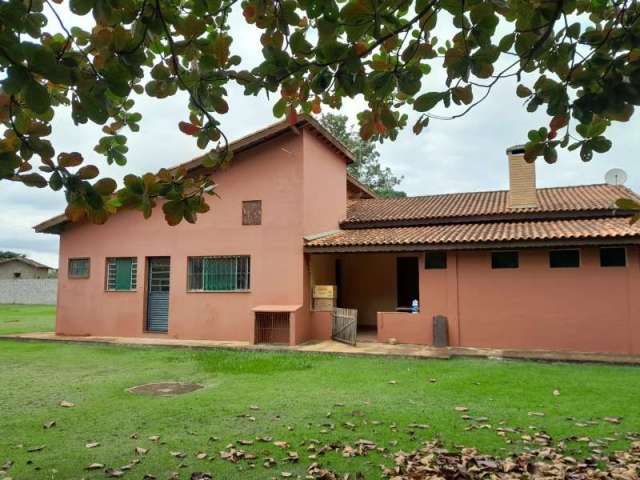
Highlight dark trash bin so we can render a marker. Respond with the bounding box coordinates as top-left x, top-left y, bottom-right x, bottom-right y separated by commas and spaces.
432, 315, 449, 347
